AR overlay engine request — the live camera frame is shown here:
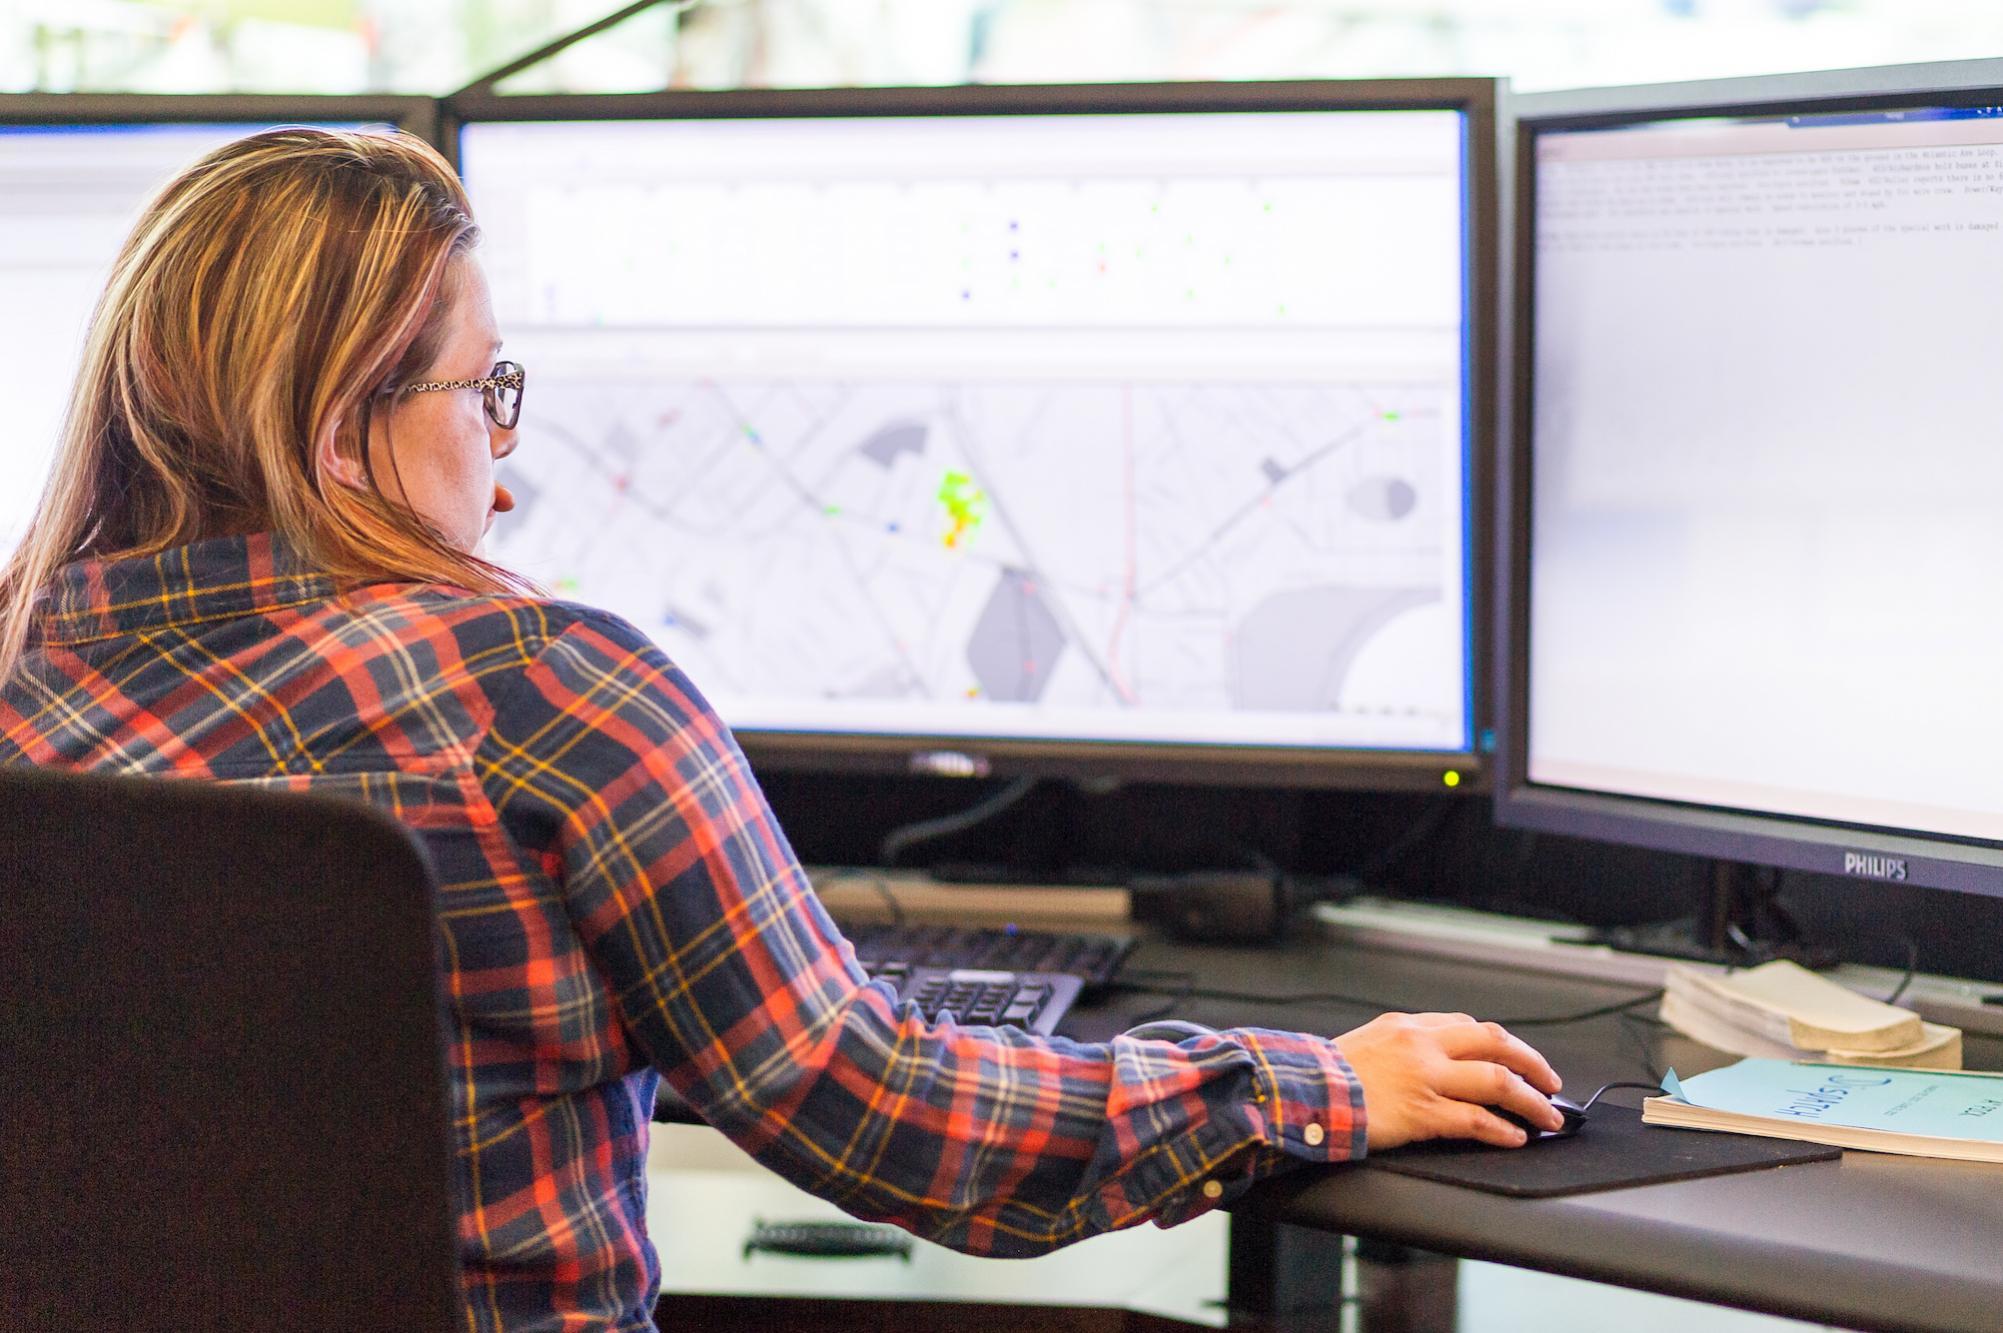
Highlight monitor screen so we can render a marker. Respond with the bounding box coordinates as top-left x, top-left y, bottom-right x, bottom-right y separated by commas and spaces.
461, 95, 1479, 772
0, 118, 372, 558
1524, 102, 2003, 849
